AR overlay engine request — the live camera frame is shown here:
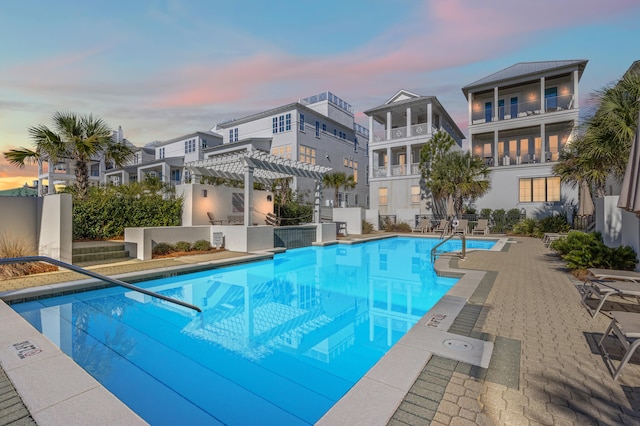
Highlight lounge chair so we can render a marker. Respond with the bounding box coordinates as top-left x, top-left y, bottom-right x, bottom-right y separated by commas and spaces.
412, 218, 430, 233
588, 268, 640, 283
581, 279, 640, 318
207, 212, 223, 225
432, 219, 449, 235
472, 219, 490, 235
452, 219, 468, 235
543, 233, 566, 248
597, 311, 640, 380
265, 212, 280, 226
